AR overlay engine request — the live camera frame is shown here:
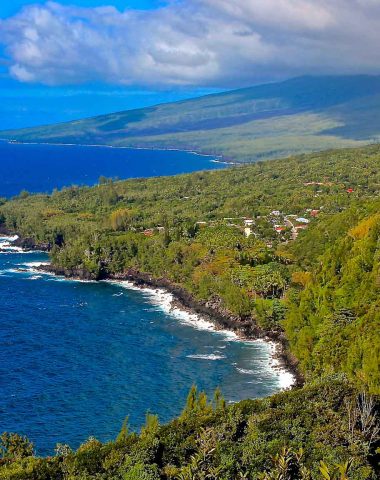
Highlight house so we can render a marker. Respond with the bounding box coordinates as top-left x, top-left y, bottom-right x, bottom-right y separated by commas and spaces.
271, 210, 281, 216
296, 217, 310, 224
244, 219, 254, 226
196, 221, 207, 226
275, 226, 286, 233
143, 229, 154, 237
304, 181, 332, 187
304, 182, 324, 186
347, 188, 354, 193
310, 210, 319, 217
244, 227, 253, 238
